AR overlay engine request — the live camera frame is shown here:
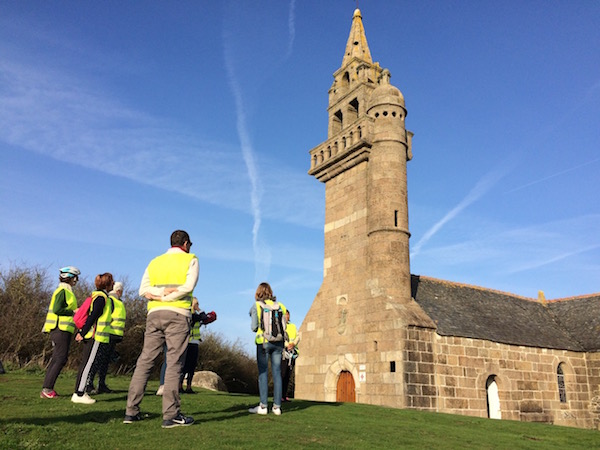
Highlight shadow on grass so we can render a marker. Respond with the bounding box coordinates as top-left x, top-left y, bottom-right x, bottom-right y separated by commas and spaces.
0, 409, 160, 426
186, 398, 342, 423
